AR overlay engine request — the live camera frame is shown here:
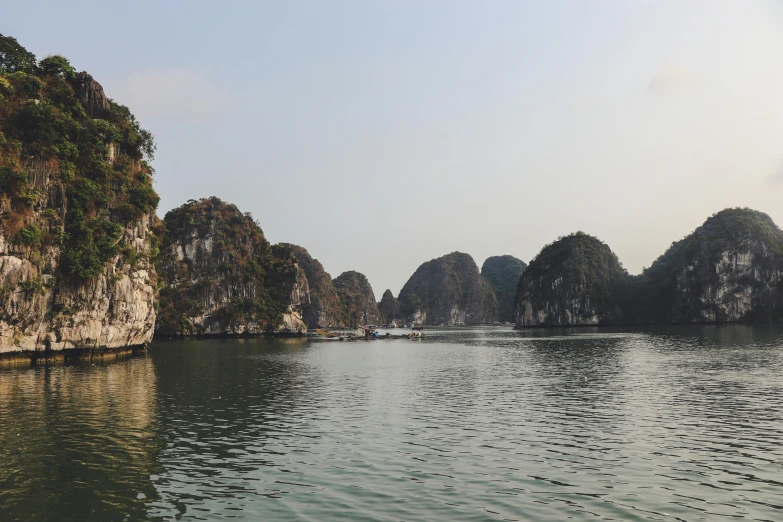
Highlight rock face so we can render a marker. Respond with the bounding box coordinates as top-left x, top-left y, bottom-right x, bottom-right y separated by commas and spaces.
0, 215, 158, 353
515, 209, 783, 327
74, 72, 110, 119
281, 244, 381, 328
632, 208, 783, 323
481, 255, 527, 322
377, 289, 401, 324
280, 244, 343, 328
0, 39, 160, 357
156, 198, 309, 337
333, 271, 380, 326
268, 245, 311, 333
398, 252, 497, 325
515, 233, 627, 327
